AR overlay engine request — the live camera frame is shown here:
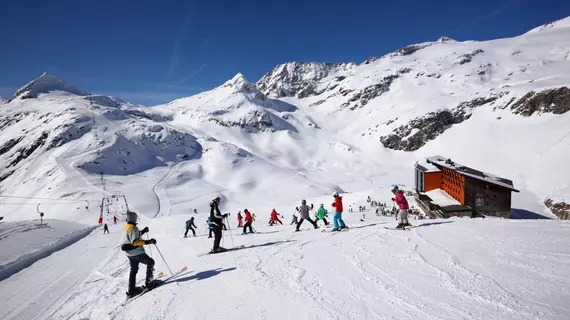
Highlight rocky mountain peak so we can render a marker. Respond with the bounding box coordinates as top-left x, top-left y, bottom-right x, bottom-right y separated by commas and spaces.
222, 73, 266, 100
256, 61, 355, 98
11, 72, 88, 101
437, 36, 456, 43
525, 16, 570, 34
